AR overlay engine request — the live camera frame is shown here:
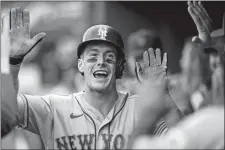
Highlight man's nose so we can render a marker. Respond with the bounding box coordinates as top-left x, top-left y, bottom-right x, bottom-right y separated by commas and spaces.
97, 55, 106, 66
